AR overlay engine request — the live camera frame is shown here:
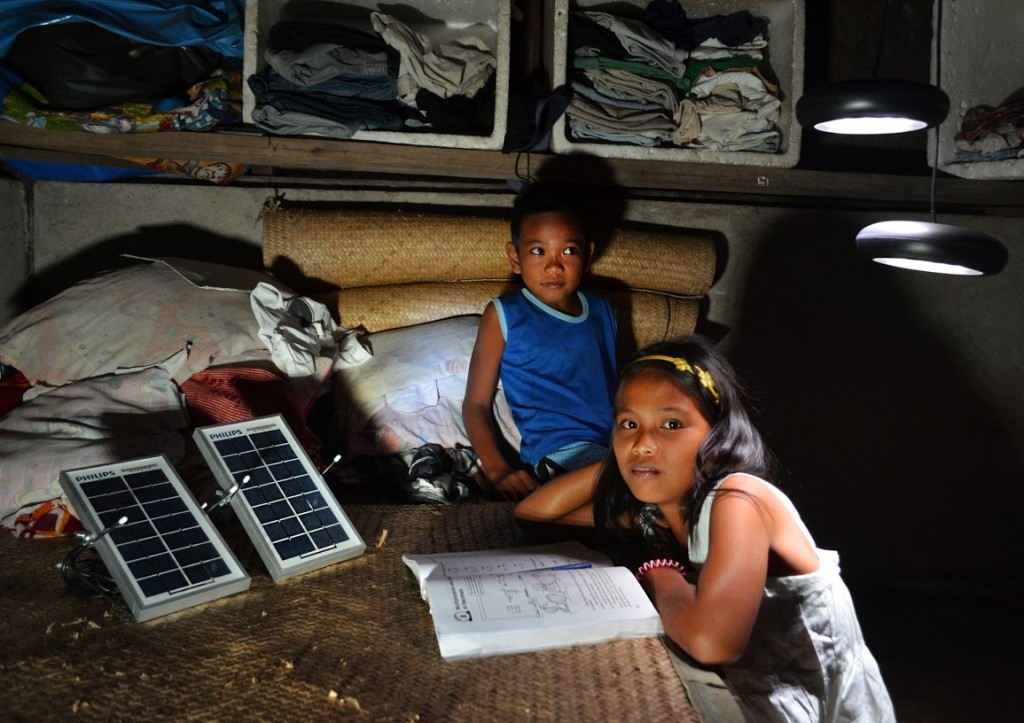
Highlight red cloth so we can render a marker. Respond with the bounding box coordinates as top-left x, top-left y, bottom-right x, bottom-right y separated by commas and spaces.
9, 499, 84, 539
180, 365, 323, 466
958, 95, 1024, 143
0, 369, 31, 416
